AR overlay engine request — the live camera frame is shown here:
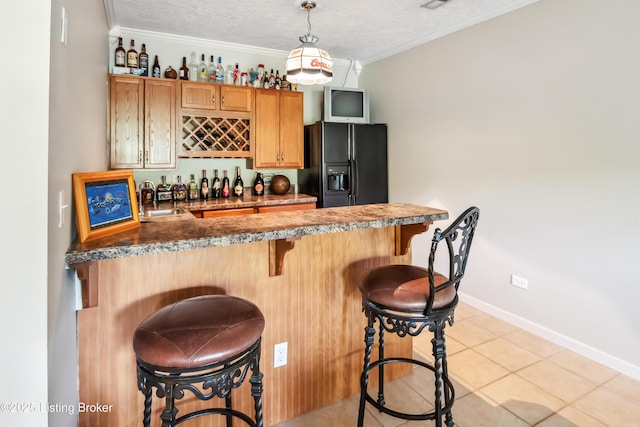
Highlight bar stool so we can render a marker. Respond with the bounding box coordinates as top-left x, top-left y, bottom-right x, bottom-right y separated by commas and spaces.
133, 295, 265, 427
357, 207, 480, 427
